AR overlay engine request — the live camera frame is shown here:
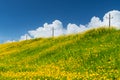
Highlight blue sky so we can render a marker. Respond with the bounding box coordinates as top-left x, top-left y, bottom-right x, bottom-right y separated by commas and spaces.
0, 0, 120, 43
